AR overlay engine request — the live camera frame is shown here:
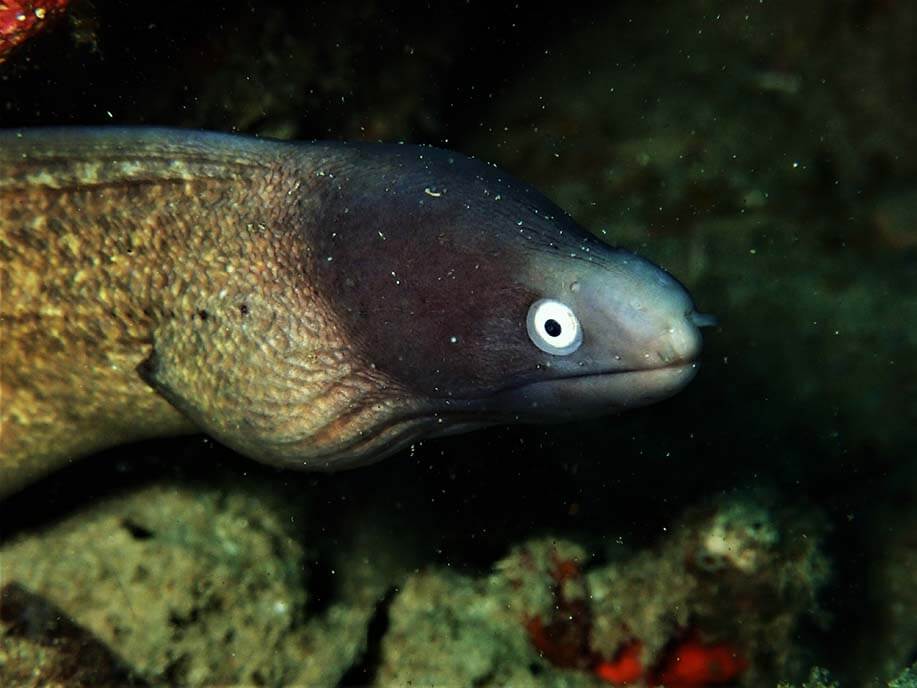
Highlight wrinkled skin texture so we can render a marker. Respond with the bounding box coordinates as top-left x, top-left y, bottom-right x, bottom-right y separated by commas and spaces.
0, 128, 703, 495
